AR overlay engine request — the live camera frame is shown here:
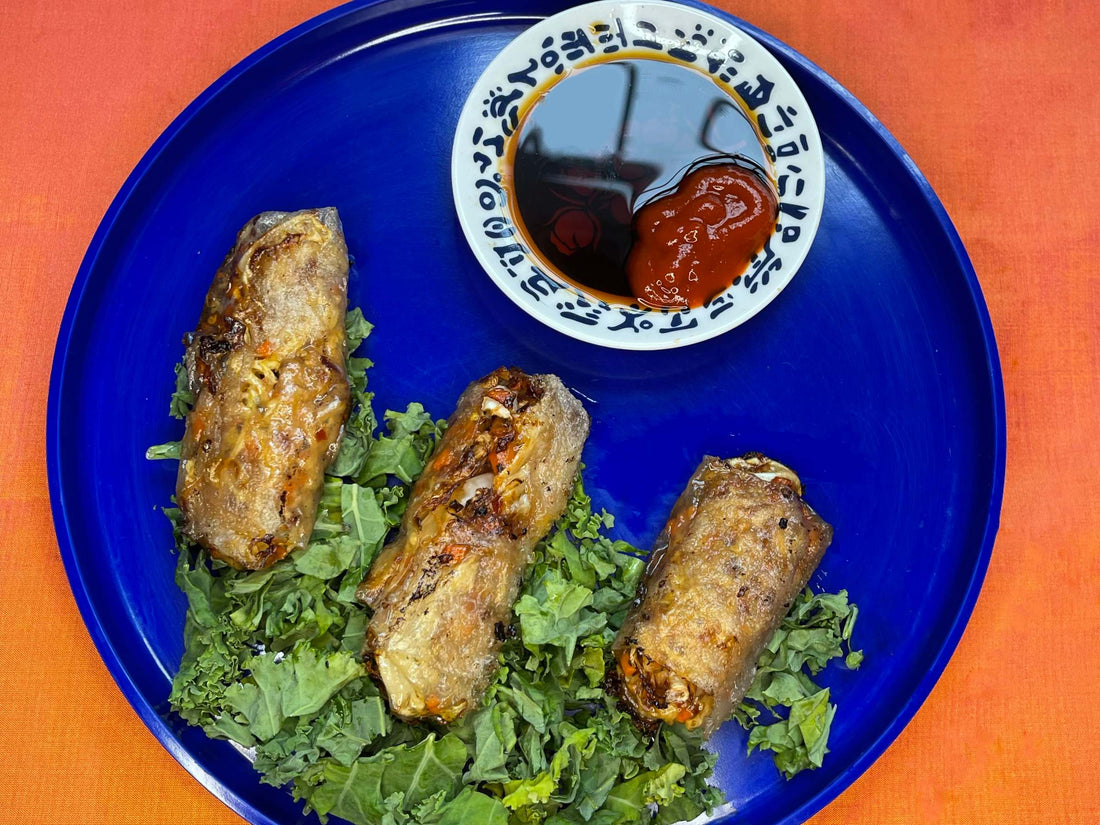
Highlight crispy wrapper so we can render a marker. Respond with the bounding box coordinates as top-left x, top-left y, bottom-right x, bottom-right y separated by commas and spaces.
611, 454, 833, 737
176, 208, 350, 570
356, 367, 588, 722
